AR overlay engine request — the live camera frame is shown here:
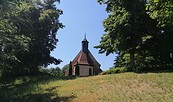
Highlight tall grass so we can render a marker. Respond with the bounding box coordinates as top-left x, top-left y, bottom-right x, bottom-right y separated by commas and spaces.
0, 75, 76, 102
1, 73, 173, 102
